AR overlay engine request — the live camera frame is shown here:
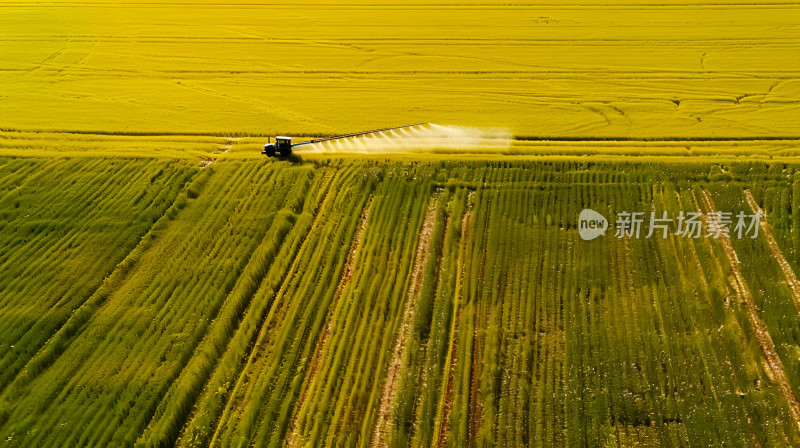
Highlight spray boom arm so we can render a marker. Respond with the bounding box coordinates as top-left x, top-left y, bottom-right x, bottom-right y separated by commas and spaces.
263, 123, 429, 157
290, 123, 429, 147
